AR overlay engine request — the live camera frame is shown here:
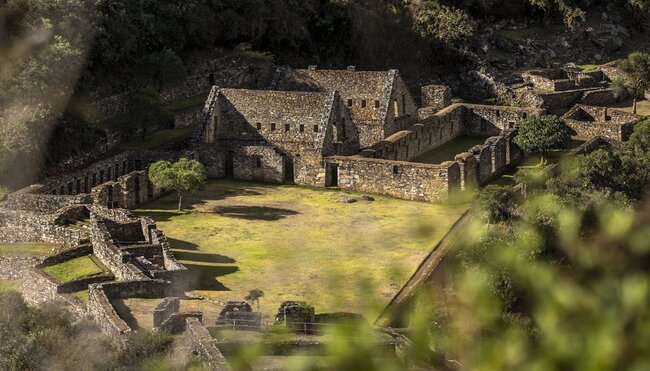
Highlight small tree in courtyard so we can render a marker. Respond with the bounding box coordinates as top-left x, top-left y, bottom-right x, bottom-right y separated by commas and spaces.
148, 158, 206, 211
514, 115, 570, 165
617, 52, 650, 114
245, 289, 264, 312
